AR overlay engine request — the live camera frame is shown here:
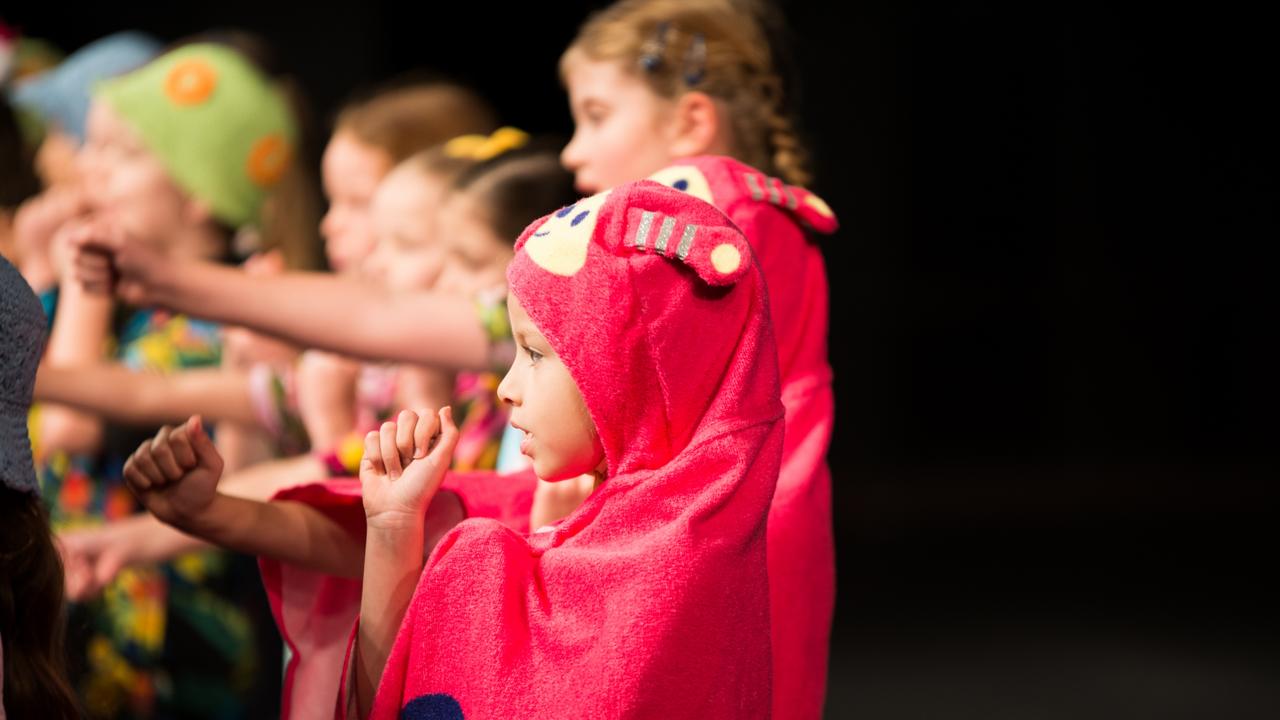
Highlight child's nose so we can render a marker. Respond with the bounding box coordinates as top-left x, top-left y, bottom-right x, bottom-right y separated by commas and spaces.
496, 368, 519, 406
560, 135, 584, 172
